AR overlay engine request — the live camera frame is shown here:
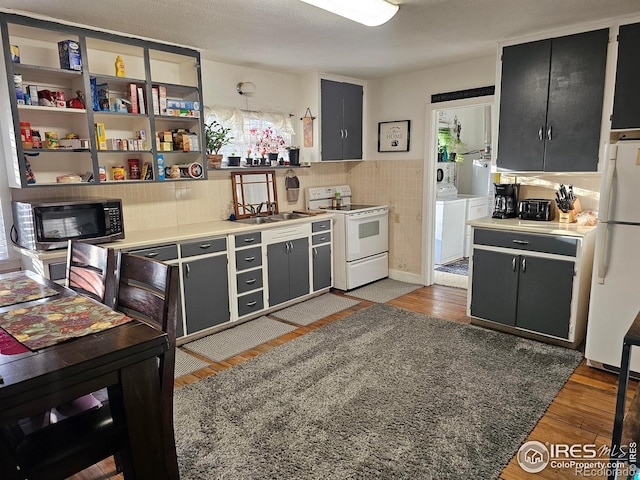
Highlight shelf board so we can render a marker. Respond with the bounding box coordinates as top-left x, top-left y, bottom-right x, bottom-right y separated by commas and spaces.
97, 149, 152, 154
157, 150, 202, 155
13, 63, 82, 77
93, 110, 148, 118
18, 105, 86, 114
155, 115, 201, 122
89, 74, 145, 84
24, 148, 90, 154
